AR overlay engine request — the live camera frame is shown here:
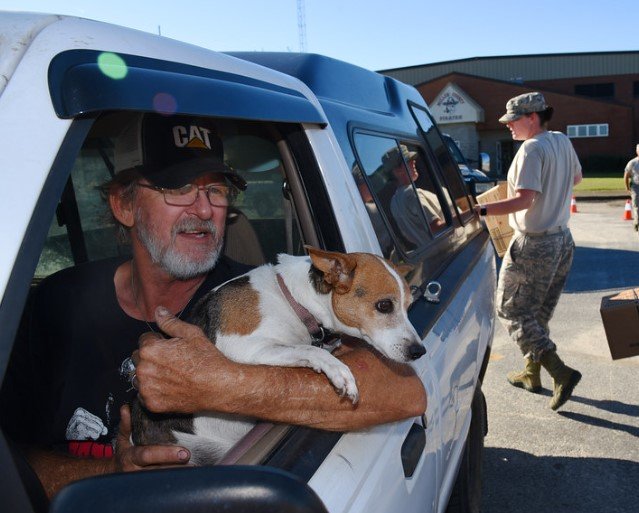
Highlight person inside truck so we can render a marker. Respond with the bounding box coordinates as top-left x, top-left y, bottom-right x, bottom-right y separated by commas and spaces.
0, 112, 426, 498
386, 145, 445, 242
